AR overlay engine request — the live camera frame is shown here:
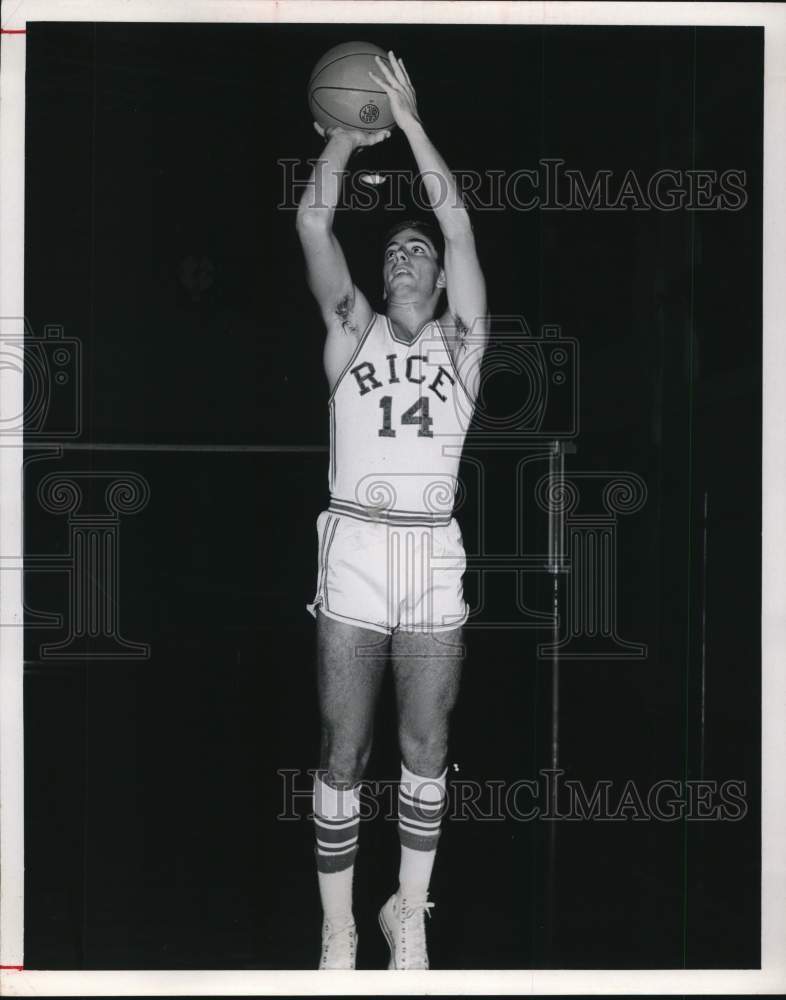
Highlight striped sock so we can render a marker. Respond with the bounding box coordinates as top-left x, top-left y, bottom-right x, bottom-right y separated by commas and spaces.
397, 762, 447, 899
313, 774, 360, 924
